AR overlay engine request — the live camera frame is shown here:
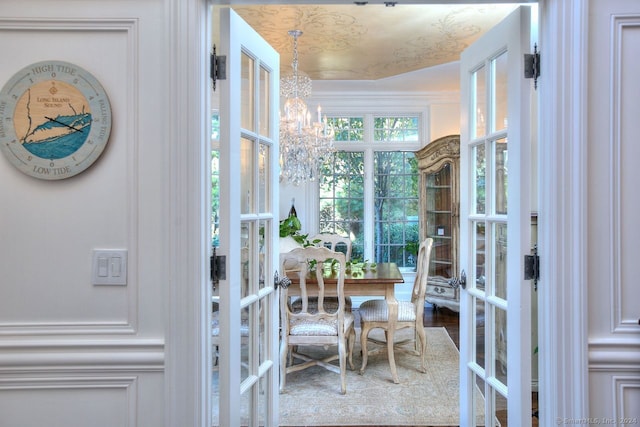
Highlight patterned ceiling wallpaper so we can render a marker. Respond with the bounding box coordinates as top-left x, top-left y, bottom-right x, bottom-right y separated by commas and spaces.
225, 4, 518, 80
